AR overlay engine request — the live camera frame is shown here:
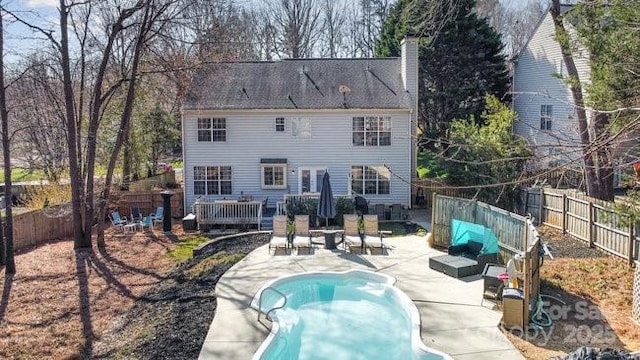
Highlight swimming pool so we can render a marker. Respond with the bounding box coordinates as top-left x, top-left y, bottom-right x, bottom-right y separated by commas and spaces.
250, 269, 452, 360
